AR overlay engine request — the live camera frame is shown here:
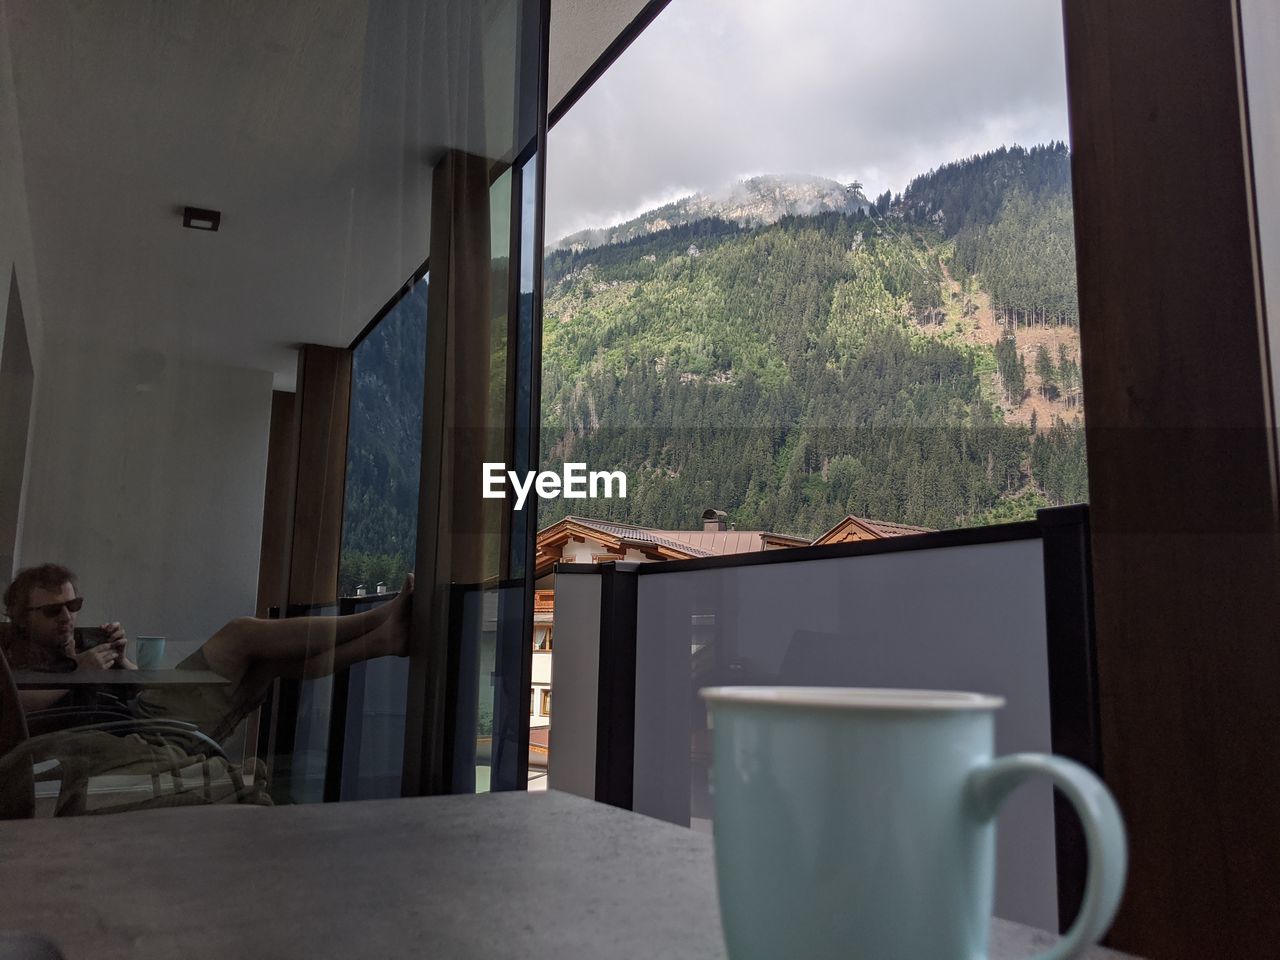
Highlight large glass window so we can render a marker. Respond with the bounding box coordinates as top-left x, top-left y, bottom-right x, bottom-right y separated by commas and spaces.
327, 271, 428, 801
542, 0, 1085, 539
534, 0, 1087, 905
341, 274, 428, 600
